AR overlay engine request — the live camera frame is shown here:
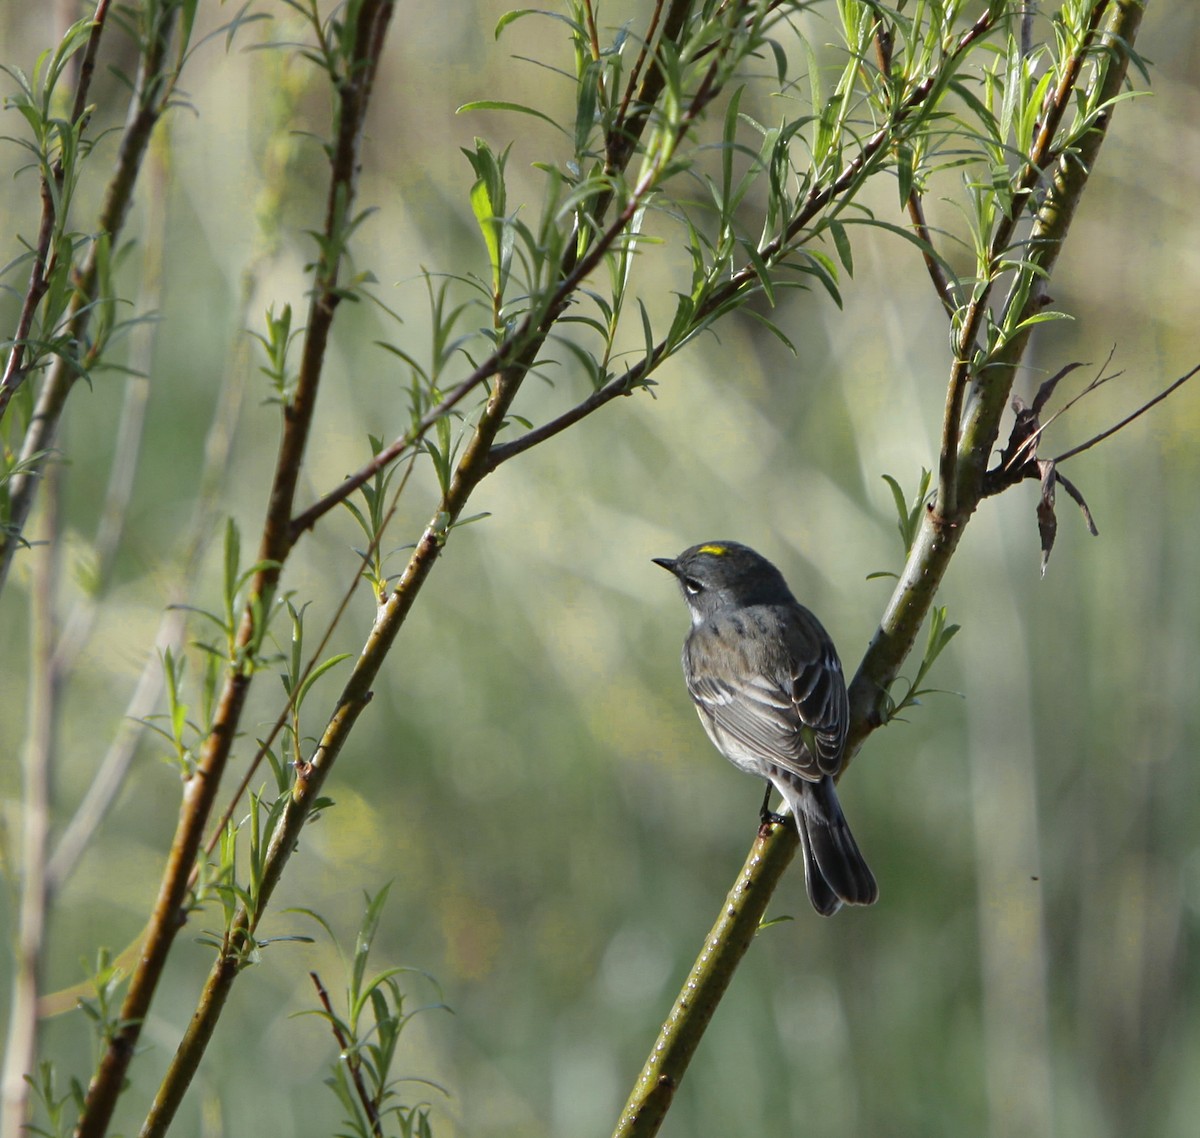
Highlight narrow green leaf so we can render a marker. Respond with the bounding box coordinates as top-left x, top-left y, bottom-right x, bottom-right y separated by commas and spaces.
666, 293, 696, 350
574, 59, 600, 157
999, 36, 1021, 146
882, 474, 908, 526
470, 178, 502, 290
295, 654, 353, 711
721, 86, 744, 215
842, 216, 959, 295
742, 242, 776, 307
896, 143, 915, 205
223, 518, 240, 633
828, 220, 853, 276
493, 7, 581, 40
456, 100, 565, 133
742, 308, 797, 355
494, 8, 540, 38
553, 335, 605, 389
637, 298, 656, 369
795, 251, 841, 309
